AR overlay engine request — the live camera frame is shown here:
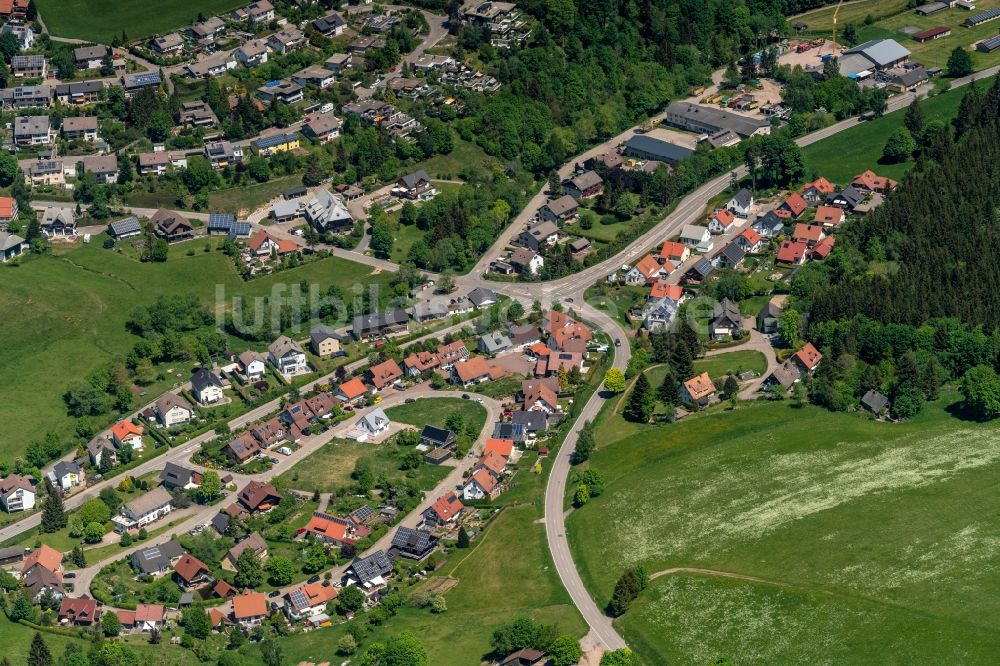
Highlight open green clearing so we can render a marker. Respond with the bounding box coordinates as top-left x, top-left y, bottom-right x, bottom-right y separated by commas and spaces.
412, 138, 492, 180
794, 0, 910, 33
569, 393, 1000, 664
801, 75, 996, 183
692, 350, 767, 380
34, 0, 244, 43
0, 240, 393, 462
384, 397, 487, 433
